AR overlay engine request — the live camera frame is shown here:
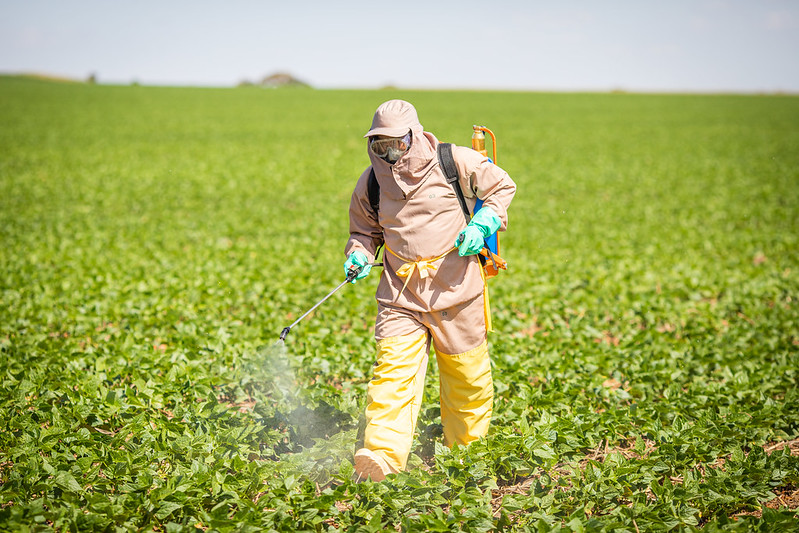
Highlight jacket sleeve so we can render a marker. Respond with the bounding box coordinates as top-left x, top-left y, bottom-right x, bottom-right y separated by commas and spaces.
345, 167, 384, 262
452, 146, 517, 231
